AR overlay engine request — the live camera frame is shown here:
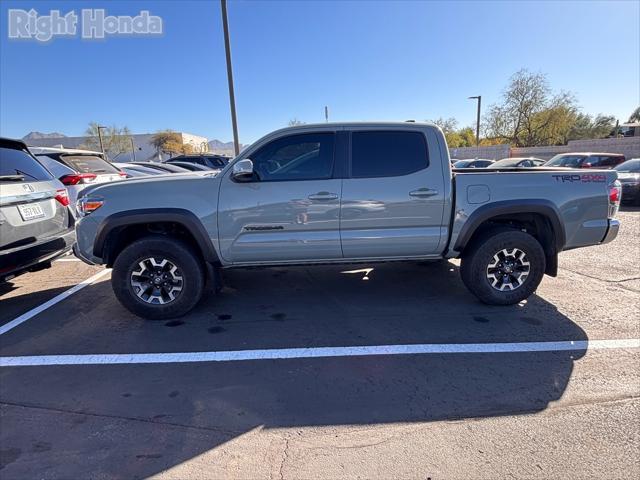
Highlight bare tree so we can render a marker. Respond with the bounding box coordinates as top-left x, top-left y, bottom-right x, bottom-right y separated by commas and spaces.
484, 70, 578, 147
82, 122, 132, 160
288, 118, 305, 126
